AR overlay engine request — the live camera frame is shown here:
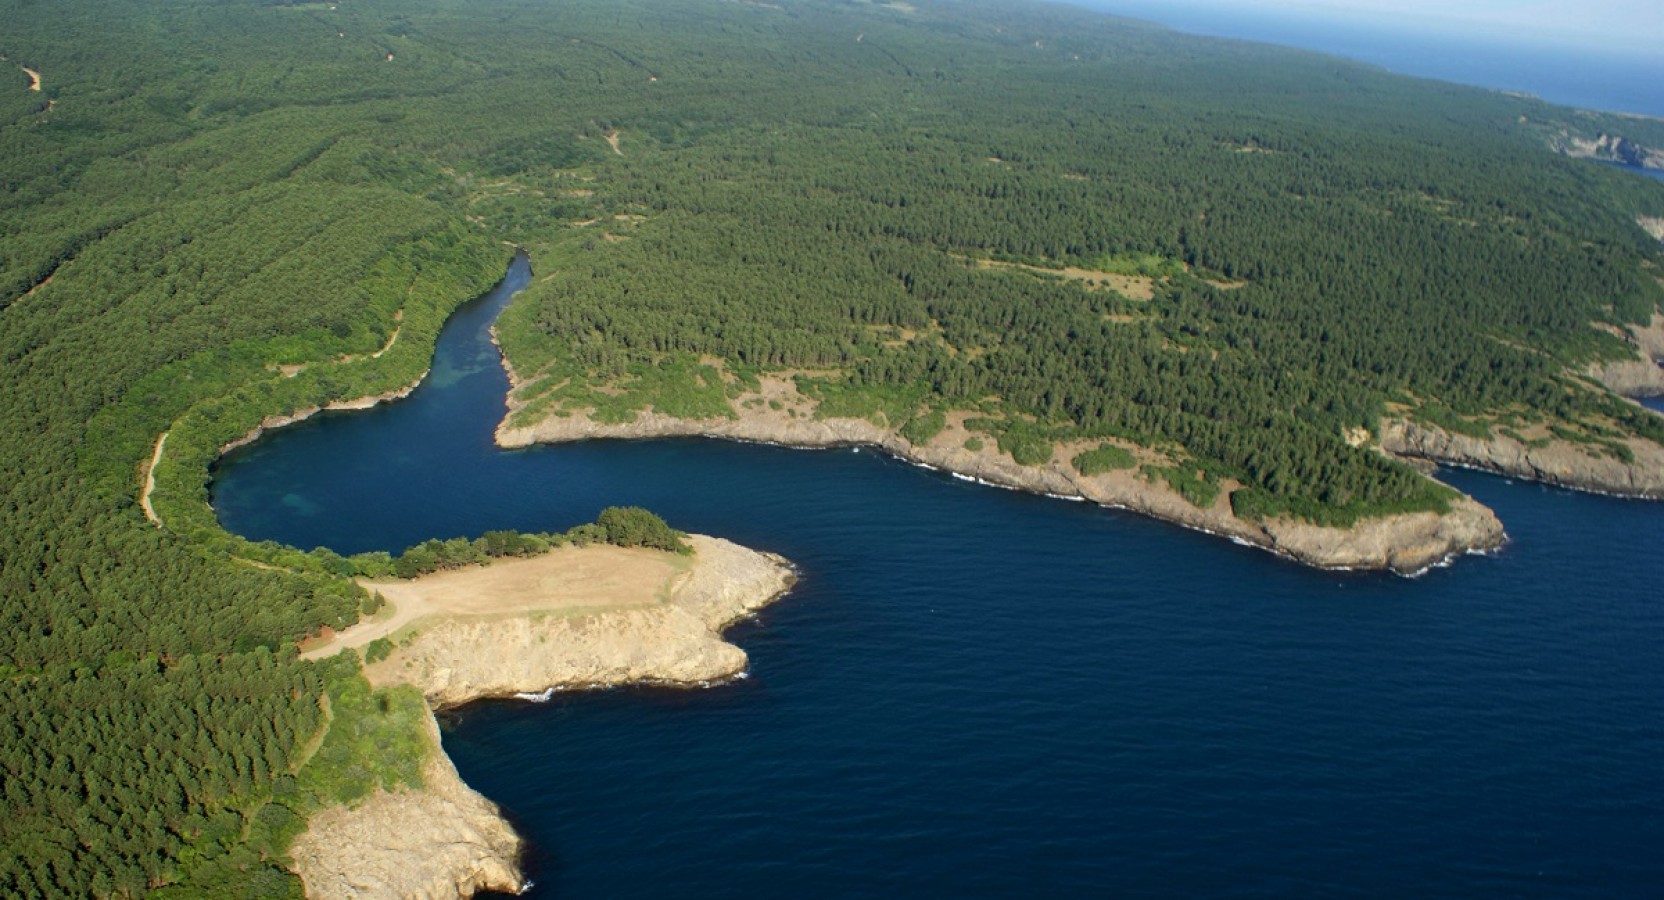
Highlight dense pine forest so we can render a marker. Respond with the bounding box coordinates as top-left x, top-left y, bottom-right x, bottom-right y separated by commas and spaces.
2, 0, 1662, 895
